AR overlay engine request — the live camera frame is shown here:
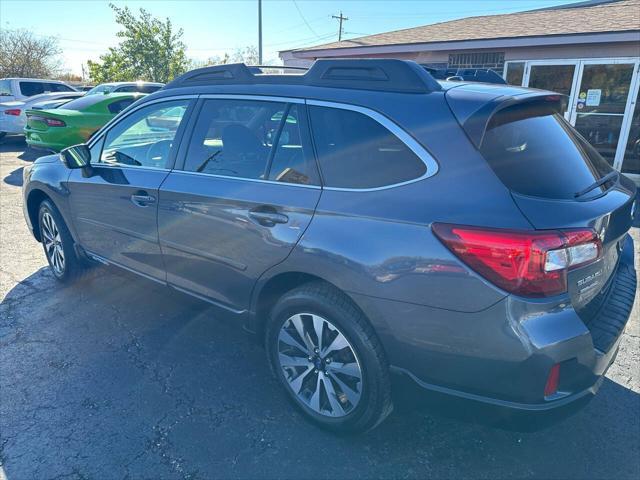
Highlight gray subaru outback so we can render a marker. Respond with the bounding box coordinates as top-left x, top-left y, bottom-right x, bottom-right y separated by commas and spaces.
22, 60, 637, 433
